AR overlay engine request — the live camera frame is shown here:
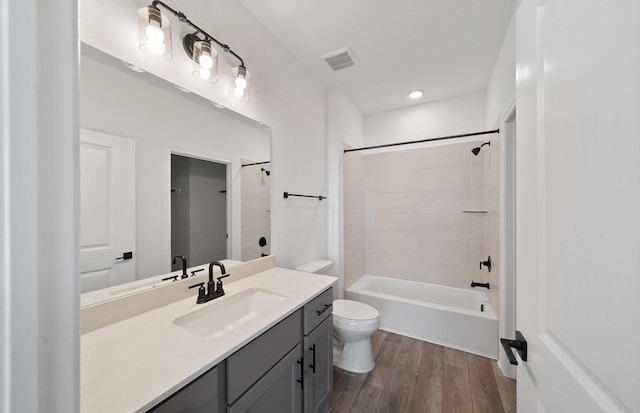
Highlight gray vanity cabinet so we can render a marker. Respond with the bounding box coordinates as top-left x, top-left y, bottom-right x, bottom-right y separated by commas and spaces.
227, 310, 303, 413
147, 287, 334, 413
148, 363, 225, 413
302, 287, 333, 413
